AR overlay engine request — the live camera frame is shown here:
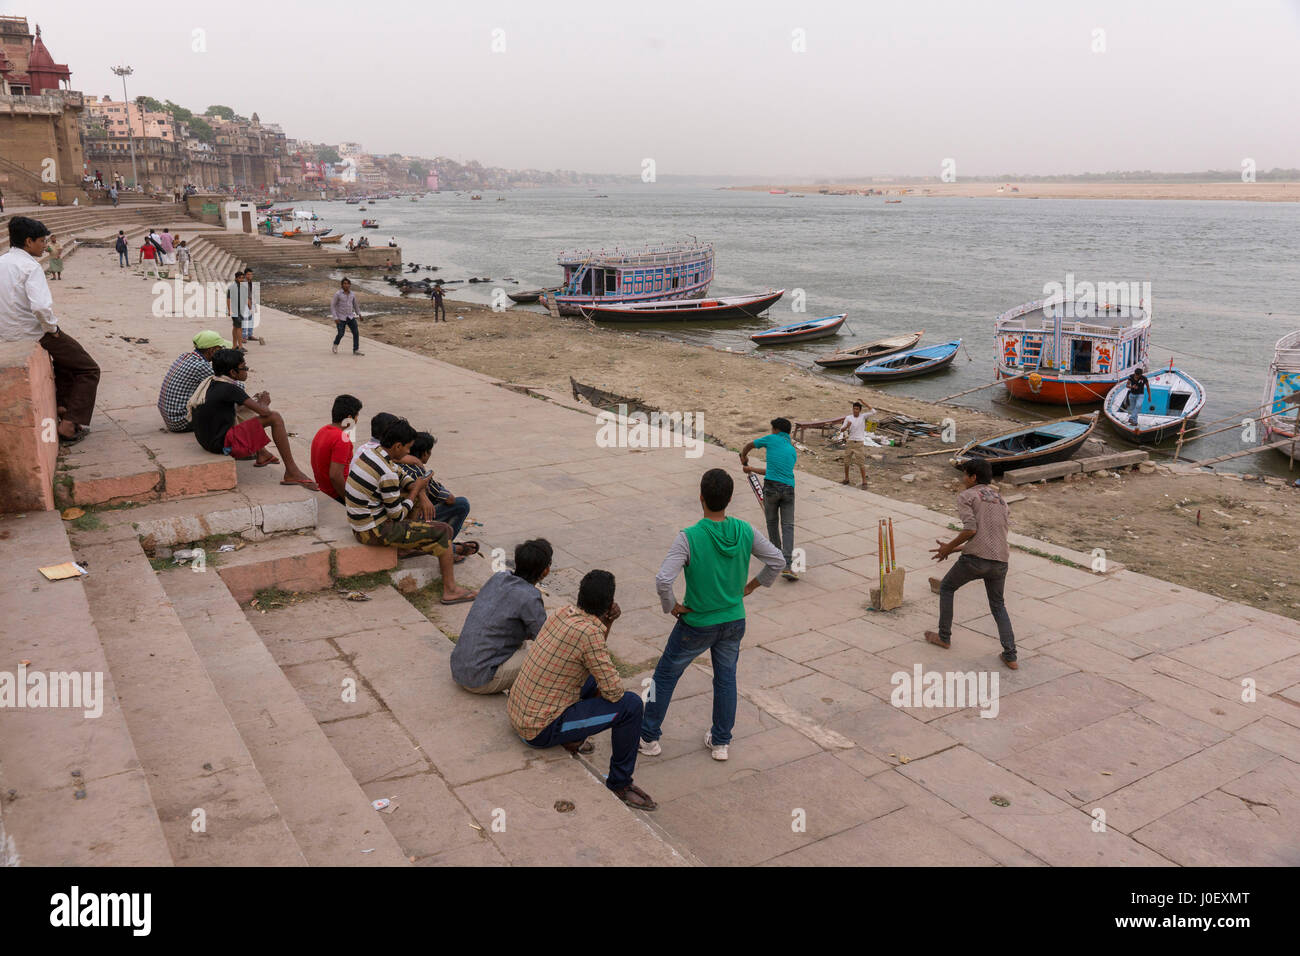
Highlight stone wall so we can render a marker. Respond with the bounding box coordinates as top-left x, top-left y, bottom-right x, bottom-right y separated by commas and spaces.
0, 340, 58, 512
